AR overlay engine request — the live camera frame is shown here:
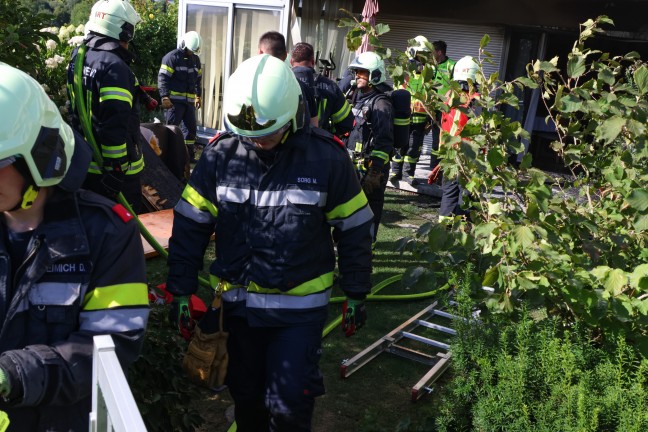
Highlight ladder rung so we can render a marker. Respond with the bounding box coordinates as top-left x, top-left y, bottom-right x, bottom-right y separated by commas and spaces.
417, 320, 457, 335
401, 331, 450, 350
432, 309, 462, 321
388, 344, 437, 365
